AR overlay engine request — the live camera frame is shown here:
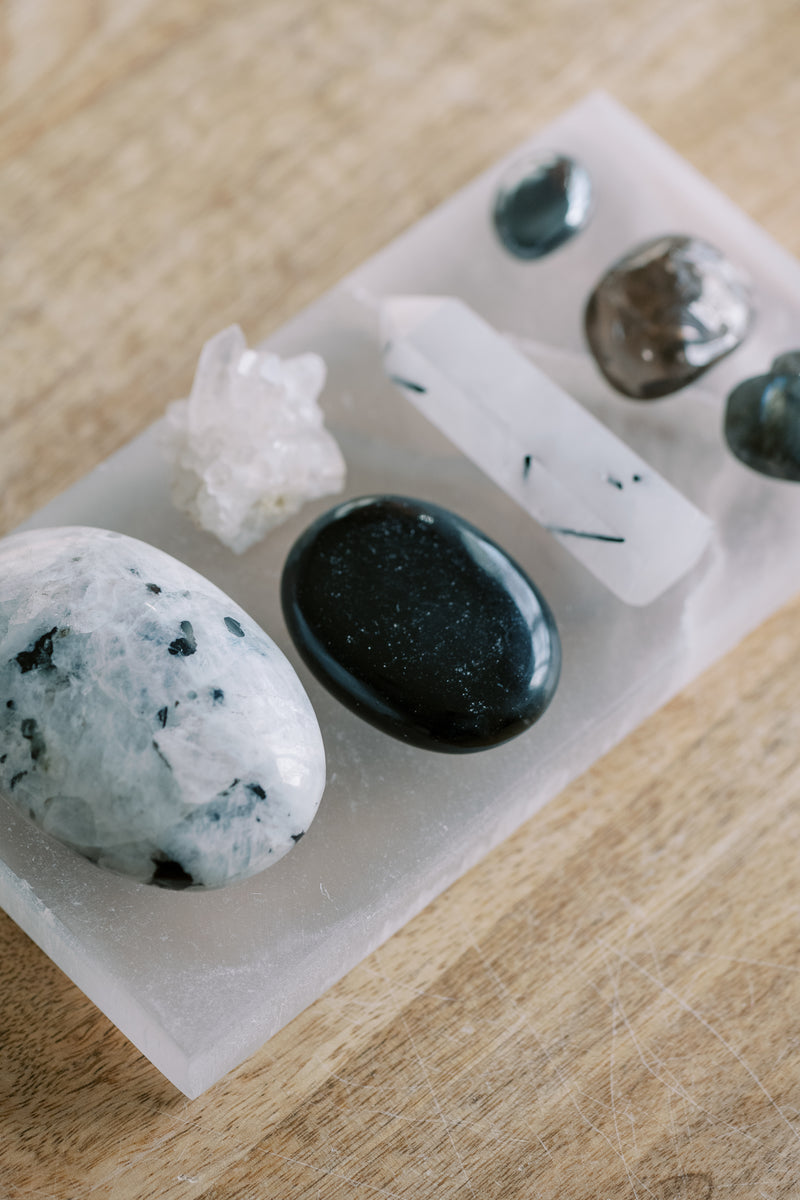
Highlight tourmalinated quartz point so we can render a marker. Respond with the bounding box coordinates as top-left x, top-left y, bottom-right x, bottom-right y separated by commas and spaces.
165, 325, 346, 553
382, 295, 711, 607
281, 495, 561, 752
0, 527, 326, 888
584, 235, 753, 399
725, 351, 800, 481
493, 153, 592, 259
